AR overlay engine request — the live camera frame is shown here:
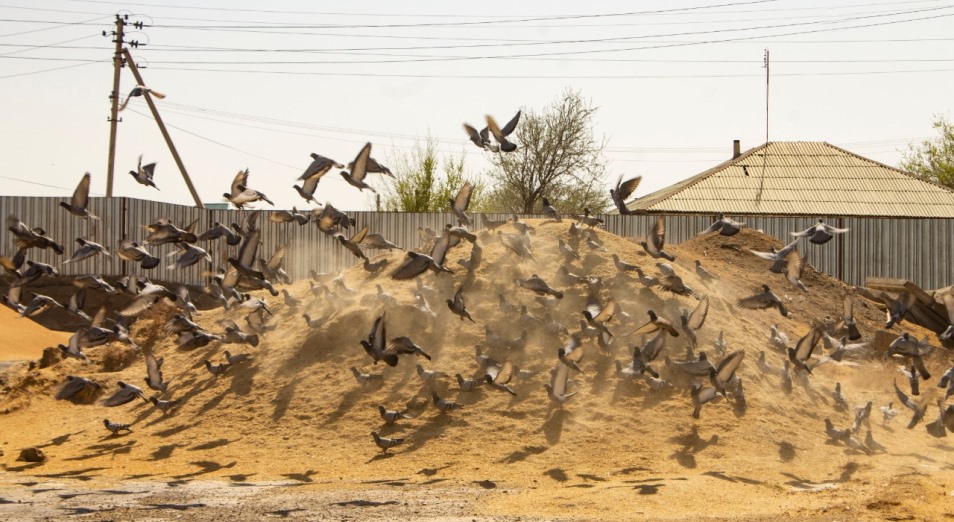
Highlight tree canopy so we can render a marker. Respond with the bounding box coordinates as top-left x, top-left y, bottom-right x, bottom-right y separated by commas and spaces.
380, 138, 482, 212
483, 89, 610, 215
900, 114, 954, 189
